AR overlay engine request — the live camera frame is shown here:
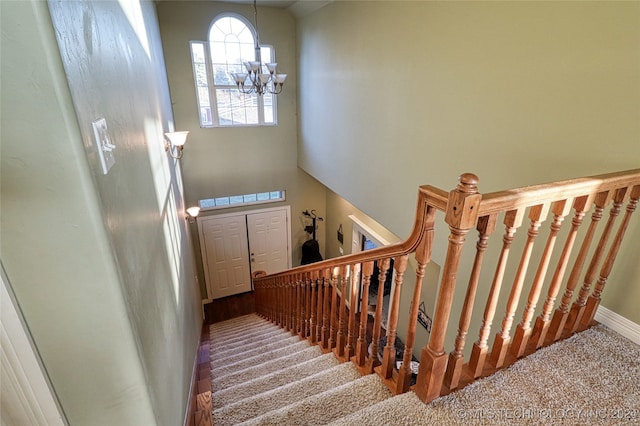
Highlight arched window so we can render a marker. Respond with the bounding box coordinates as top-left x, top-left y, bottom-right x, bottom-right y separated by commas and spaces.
190, 14, 276, 127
